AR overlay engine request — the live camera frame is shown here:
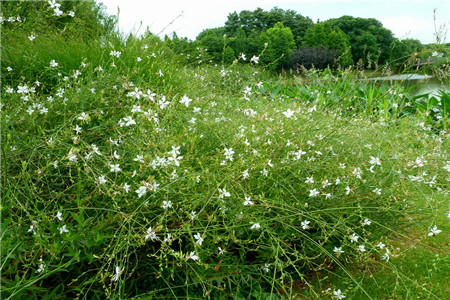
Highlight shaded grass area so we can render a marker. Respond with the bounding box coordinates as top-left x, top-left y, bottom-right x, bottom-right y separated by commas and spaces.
298, 194, 449, 299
